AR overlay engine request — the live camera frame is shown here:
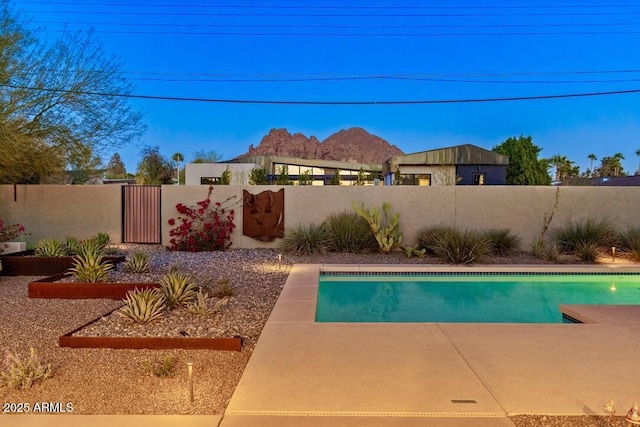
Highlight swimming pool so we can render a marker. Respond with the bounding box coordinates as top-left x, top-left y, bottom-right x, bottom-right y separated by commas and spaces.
316, 273, 640, 323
